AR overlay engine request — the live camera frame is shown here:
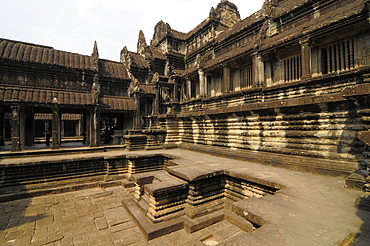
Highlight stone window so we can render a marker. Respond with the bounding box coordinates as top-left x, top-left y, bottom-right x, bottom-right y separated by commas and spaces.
321, 39, 355, 74
241, 64, 253, 89
231, 64, 253, 91
283, 54, 302, 82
